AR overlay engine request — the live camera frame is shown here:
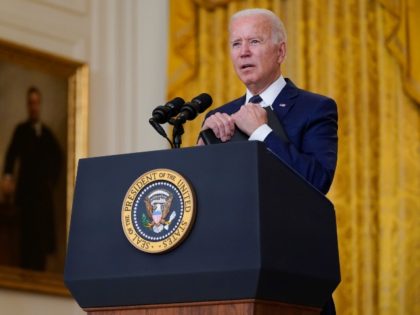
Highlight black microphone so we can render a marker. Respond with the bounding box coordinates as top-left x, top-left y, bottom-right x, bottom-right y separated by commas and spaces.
151, 97, 185, 124
175, 93, 213, 123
